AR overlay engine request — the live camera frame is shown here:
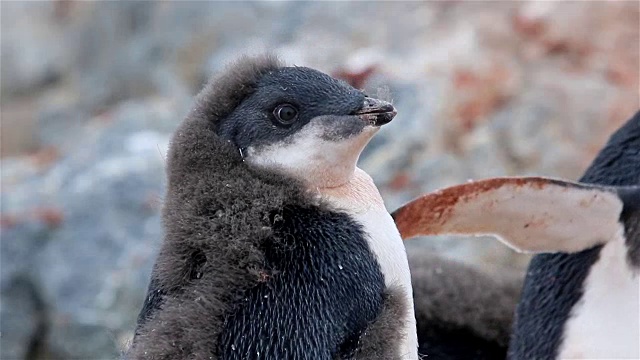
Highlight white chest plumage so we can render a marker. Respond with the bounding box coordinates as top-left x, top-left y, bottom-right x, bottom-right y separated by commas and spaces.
352, 208, 419, 360
558, 230, 640, 359
319, 168, 419, 360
